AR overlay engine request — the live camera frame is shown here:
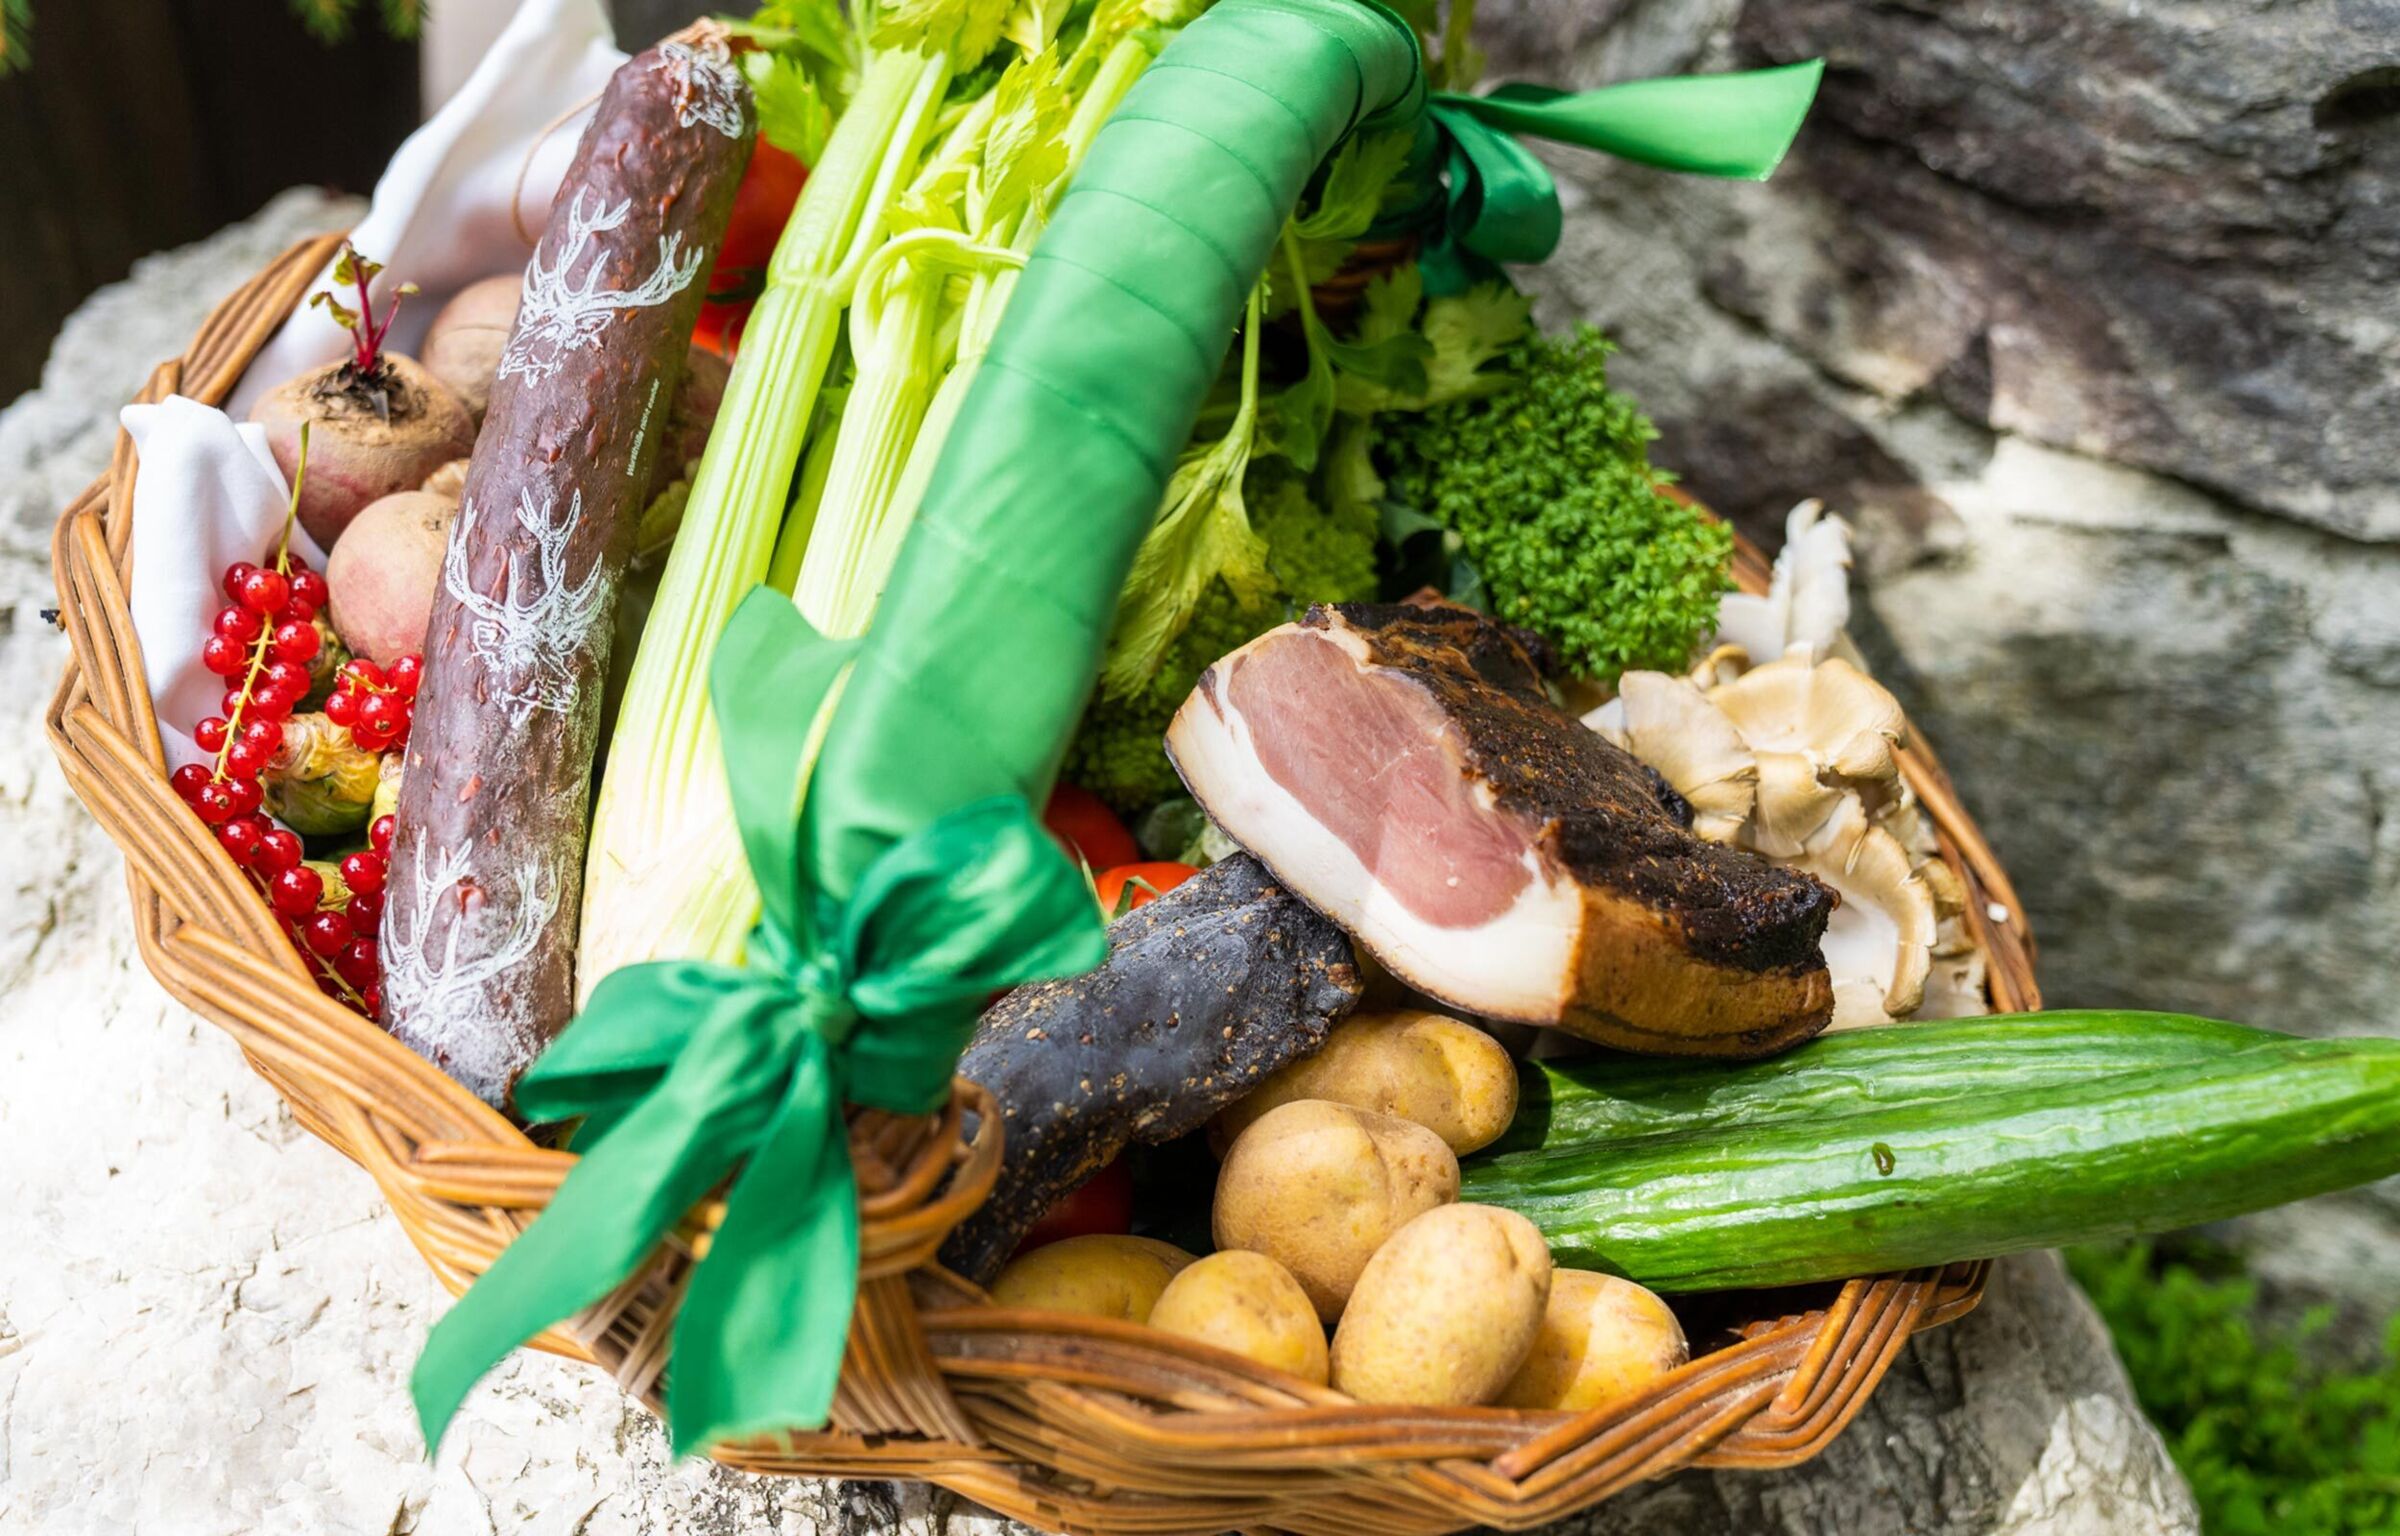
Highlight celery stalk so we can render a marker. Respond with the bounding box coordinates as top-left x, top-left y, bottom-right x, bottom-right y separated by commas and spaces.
576, 45, 952, 1001
796, 37, 1155, 640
